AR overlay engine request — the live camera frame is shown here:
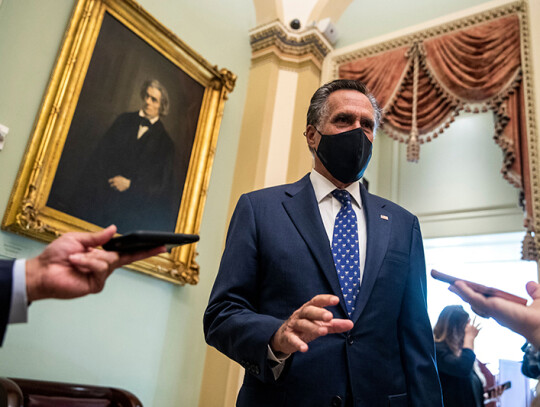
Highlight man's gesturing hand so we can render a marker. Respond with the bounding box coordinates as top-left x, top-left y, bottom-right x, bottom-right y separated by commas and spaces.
270, 294, 354, 356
